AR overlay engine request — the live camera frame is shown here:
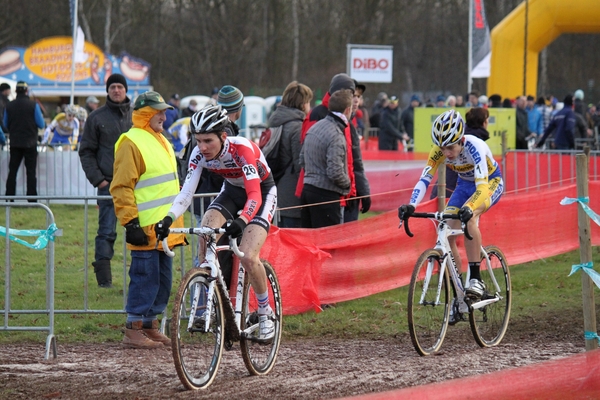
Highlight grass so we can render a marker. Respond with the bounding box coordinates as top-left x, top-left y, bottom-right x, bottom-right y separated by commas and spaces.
1, 204, 599, 345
